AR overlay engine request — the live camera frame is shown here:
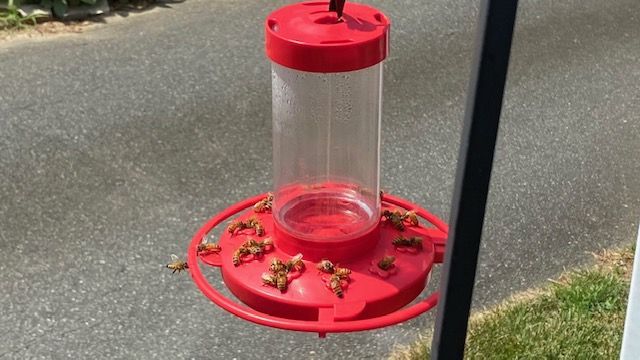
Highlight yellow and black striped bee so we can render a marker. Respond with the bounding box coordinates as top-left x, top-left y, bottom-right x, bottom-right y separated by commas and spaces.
409, 236, 423, 249
232, 247, 250, 266
329, 274, 344, 298
253, 193, 274, 213
377, 255, 396, 270
317, 259, 336, 274
197, 236, 222, 255
270, 257, 286, 273
286, 253, 305, 272
260, 237, 274, 248
392, 236, 411, 247
227, 219, 247, 234
382, 209, 405, 231
392, 236, 423, 249
334, 267, 351, 280
242, 238, 260, 247
402, 210, 419, 227
166, 254, 188, 274
261, 272, 277, 287
276, 271, 288, 292
248, 245, 264, 258
249, 217, 265, 236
